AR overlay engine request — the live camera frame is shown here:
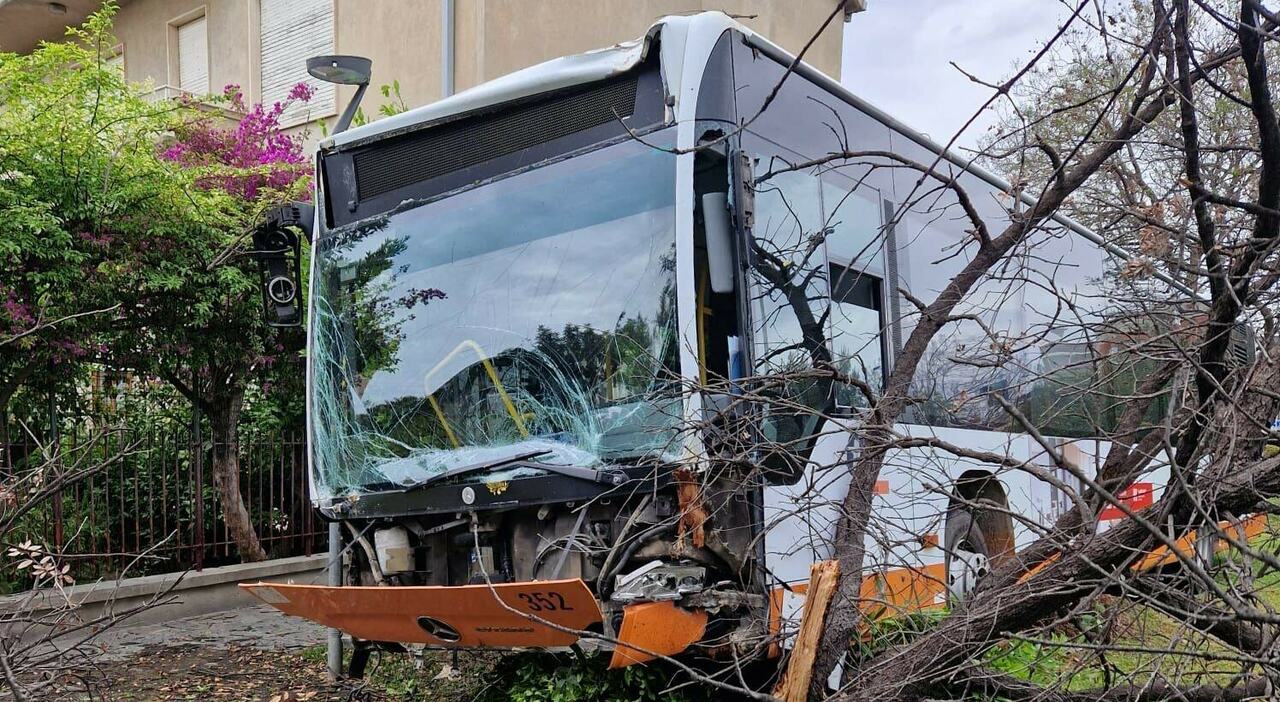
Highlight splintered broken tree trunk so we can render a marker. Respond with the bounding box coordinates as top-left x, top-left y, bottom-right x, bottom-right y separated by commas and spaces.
207, 388, 267, 562
774, 560, 840, 702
